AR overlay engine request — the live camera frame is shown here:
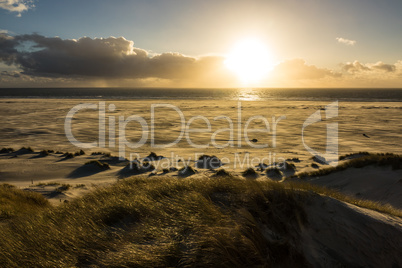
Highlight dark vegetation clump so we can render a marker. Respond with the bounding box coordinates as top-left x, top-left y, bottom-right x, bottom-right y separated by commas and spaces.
117, 160, 155, 178
311, 163, 319, 169
0, 148, 14, 154
360, 153, 402, 170
312, 155, 327, 165
142, 161, 155, 171
178, 166, 197, 177
23, 147, 34, 152
68, 161, 111, 178
339, 152, 370, 161
129, 160, 141, 171
196, 155, 222, 169
63, 152, 74, 159
55, 184, 72, 193
242, 168, 258, 179
91, 152, 111, 157
15, 147, 34, 154
85, 160, 111, 170
286, 157, 300, 163
33, 182, 60, 187
275, 162, 296, 177
213, 169, 231, 177
256, 163, 269, 171
266, 167, 282, 179
0, 183, 15, 189
39, 150, 50, 157
293, 153, 402, 179
144, 152, 163, 161
281, 162, 296, 171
